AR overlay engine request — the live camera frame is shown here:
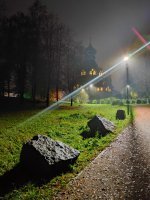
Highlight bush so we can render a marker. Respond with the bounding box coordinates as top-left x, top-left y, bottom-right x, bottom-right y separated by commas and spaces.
100, 99, 105, 104
131, 100, 136, 104
126, 100, 130, 104
99, 98, 111, 104
105, 99, 111, 104
122, 99, 127, 104
137, 99, 141, 104
92, 99, 97, 104
74, 90, 89, 104
112, 99, 123, 105
142, 99, 147, 104
136, 99, 147, 104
